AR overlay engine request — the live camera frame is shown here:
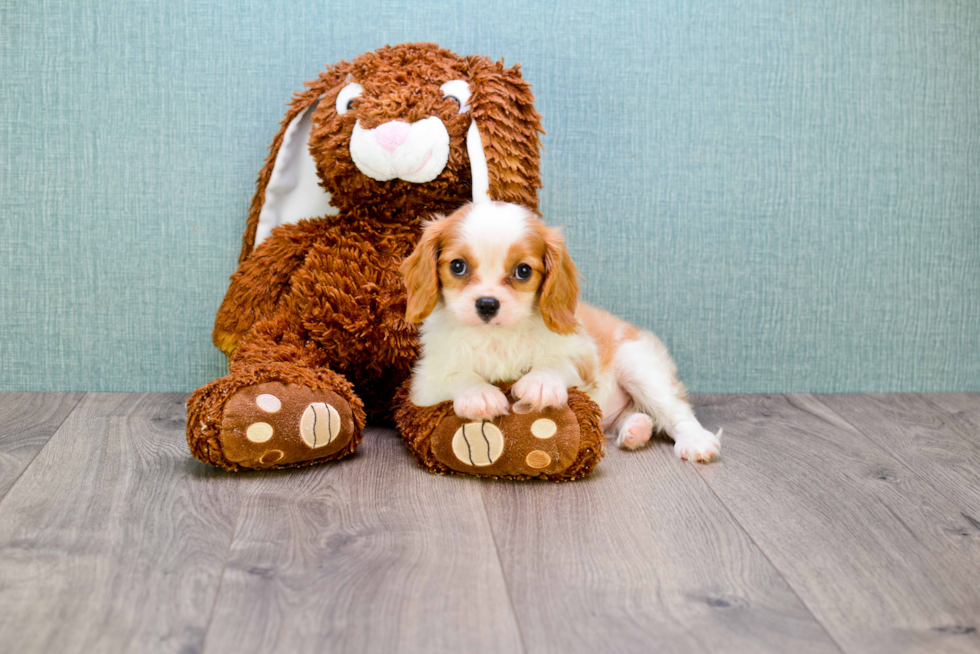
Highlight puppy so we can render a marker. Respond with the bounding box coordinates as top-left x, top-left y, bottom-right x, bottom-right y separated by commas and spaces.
400, 201, 721, 461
